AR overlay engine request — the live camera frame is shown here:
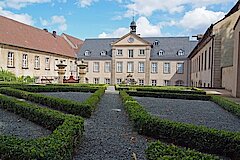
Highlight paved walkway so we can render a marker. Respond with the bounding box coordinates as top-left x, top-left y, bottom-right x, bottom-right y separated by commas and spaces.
74, 92, 149, 160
